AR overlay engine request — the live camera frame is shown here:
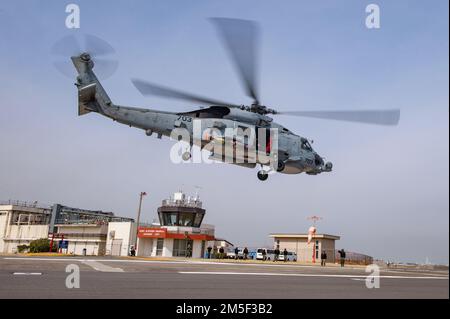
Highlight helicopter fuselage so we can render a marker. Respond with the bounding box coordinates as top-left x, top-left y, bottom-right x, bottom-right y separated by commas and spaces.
72, 55, 332, 180
97, 103, 331, 176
